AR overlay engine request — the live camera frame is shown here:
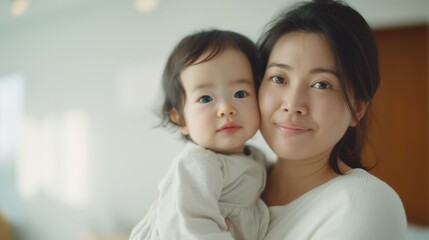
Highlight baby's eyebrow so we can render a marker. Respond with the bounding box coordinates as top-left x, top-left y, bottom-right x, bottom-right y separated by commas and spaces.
232, 78, 253, 86
192, 79, 252, 91
192, 82, 213, 91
